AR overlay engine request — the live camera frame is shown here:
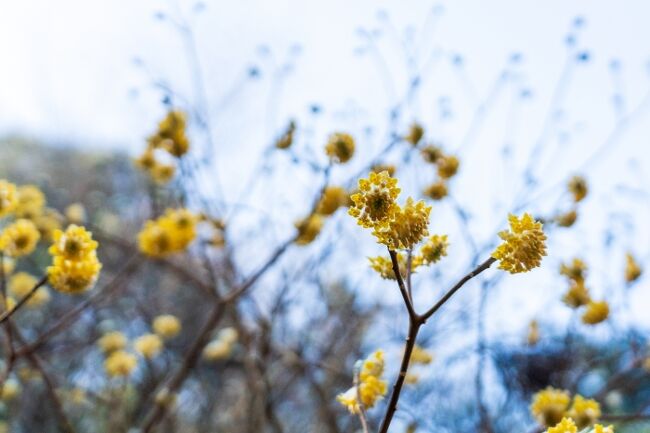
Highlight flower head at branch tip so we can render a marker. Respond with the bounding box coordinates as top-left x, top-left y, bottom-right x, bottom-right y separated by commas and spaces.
49, 225, 98, 261
294, 214, 323, 245
98, 331, 127, 354
15, 185, 46, 218
560, 258, 587, 284
568, 395, 601, 429
625, 252, 642, 283
325, 132, 355, 163
545, 418, 577, 433
568, 176, 588, 202
424, 181, 448, 200
275, 120, 295, 149
0, 180, 18, 217
104, 350, 138, 377
556, 210, 578, 227
582, 300, 609, 325
0, 219, 41, 257
368, 254, 421, 280
531, 387, 571, 427
420, 145, 443, 164
316, 186, 348, 216
373, 198, 431, 251
419, 234, 449, 265
404, 122, 424, 146
562, 280, 591, 309
153, 314, 182, 339
137, 208, 198, 257
436, 155, 460, 179
349, 171, 400, 229
337, 350, 387, 414
149, 109, 190, 158
134, 334, 164, 359
492, 213, 547, 274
